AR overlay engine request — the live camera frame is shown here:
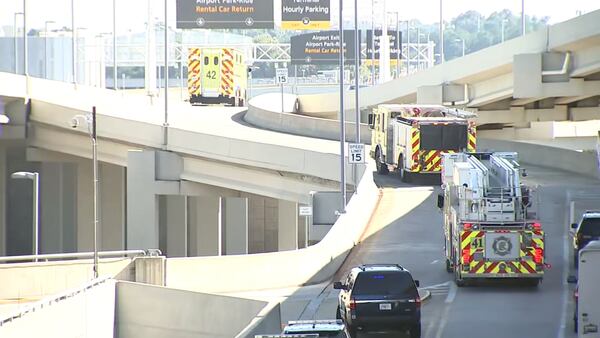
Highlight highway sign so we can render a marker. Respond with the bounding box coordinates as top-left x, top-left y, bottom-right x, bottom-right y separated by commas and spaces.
281, 0, 330, 30
348, 143, 365, 164
276, 69, 289, 84
290, 30, 360, 65
299, 206, 313, 216
176, 0, 274, 29
366, 30, 402, 61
